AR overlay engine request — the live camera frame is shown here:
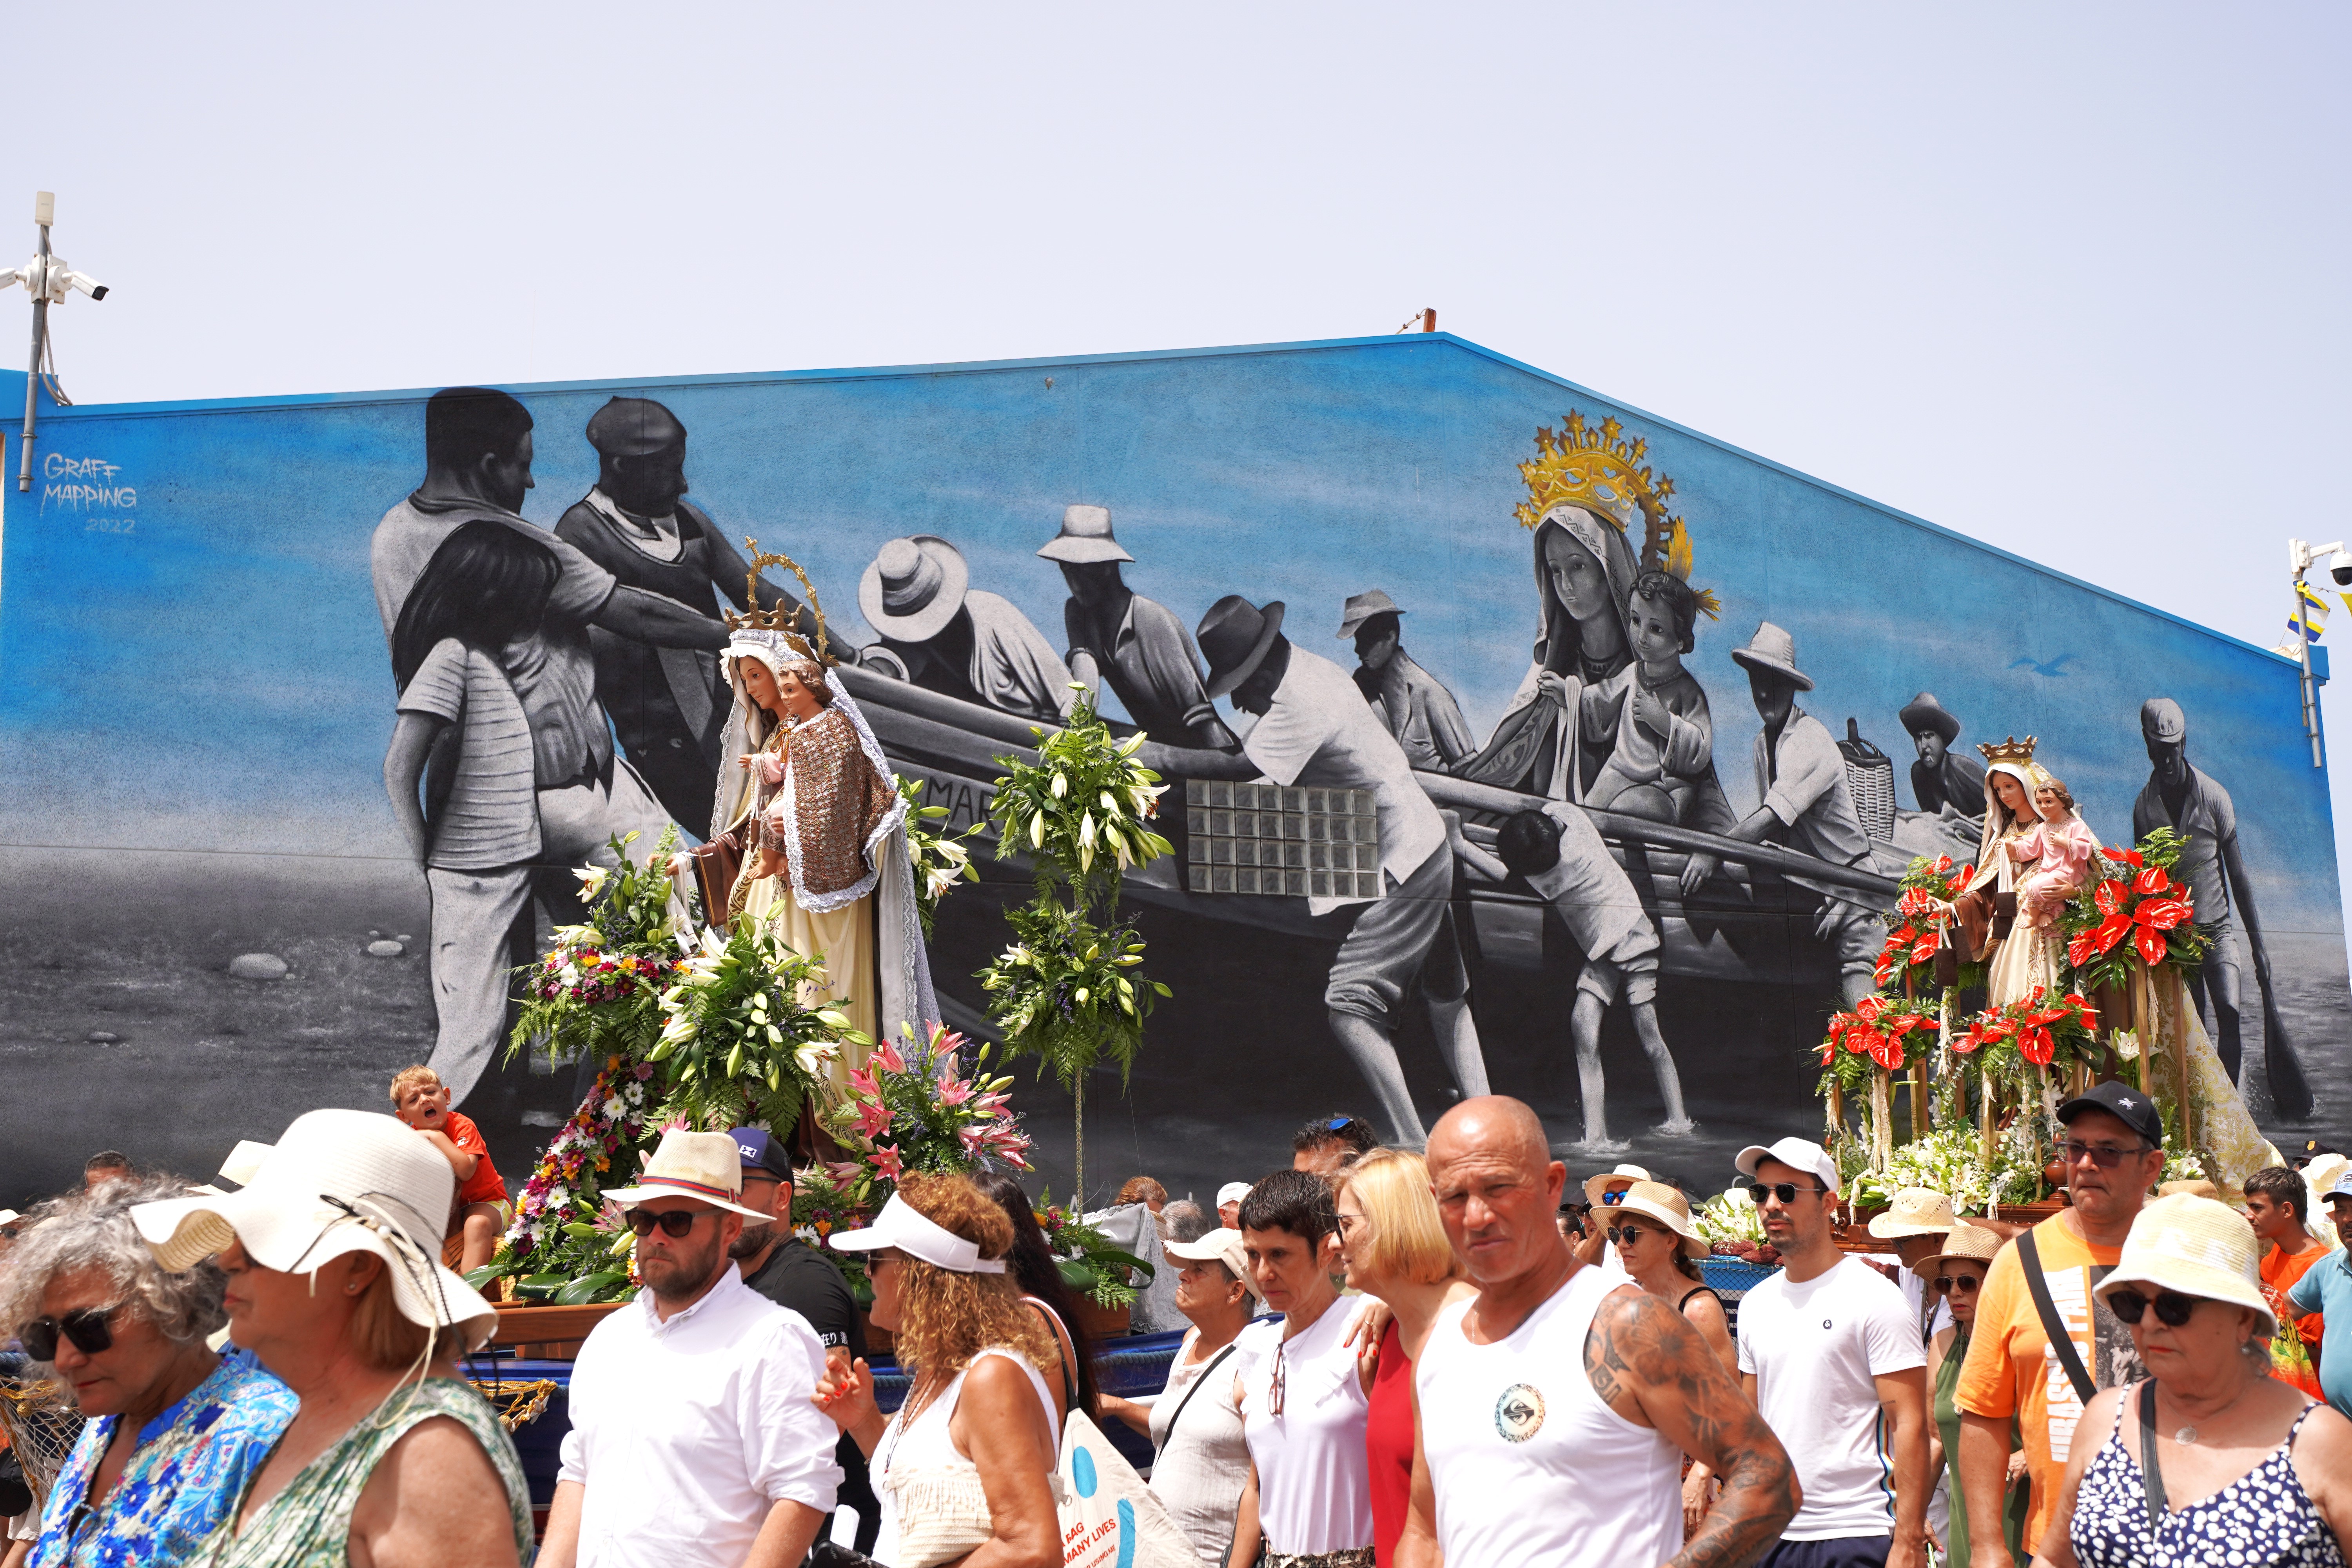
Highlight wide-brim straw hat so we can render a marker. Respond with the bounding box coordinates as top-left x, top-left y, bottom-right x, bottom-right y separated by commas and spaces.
2093, 1192, 2276, 1340
1898, 693, 1962, 745
860, 535, 971, 642
1336, 589, 1405, 640
1728, 621, 1815, 691
1867, 1187, 1958, 1240
1921, 1221, 2004, 1272
131, 1109, 497, 1349
1583, 1163, 1652, 1206
1615, 1181, 1709, 1258
604, 1129, 773, 1221
1036, 504, 1133, 565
